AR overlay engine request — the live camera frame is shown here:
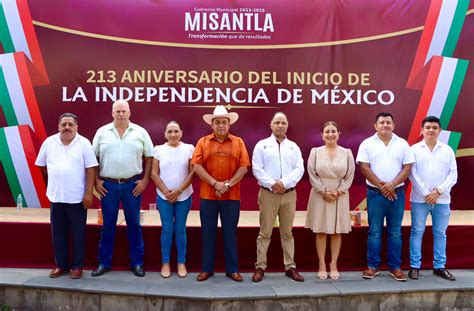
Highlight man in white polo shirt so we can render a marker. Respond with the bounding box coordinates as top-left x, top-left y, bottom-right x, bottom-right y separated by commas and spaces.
408, 116, 457, 281
35, 113, 98, 279
356, 112, 414, 281
91, 100, 154, 277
